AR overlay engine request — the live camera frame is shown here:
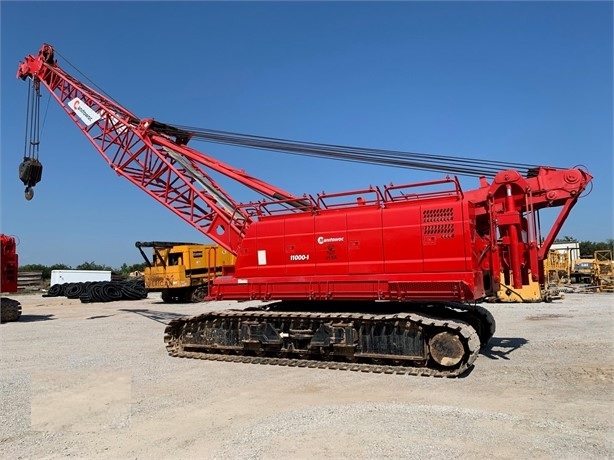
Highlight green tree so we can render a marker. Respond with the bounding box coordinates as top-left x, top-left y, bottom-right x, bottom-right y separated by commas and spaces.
128, 262, 146, 273
557, 235, 578, 243
75, 261, 113, 272
117, 262, 147, 276
46, 263, 72, 279
19, 263, 72, 280
579, 239, 614, 257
